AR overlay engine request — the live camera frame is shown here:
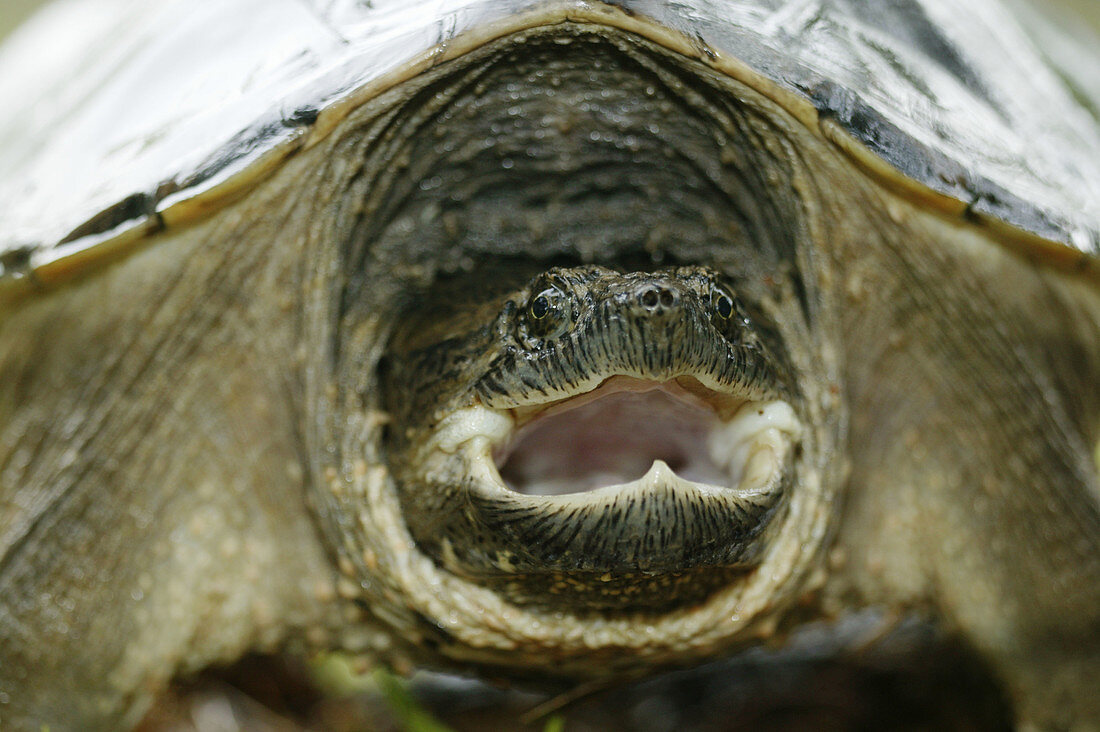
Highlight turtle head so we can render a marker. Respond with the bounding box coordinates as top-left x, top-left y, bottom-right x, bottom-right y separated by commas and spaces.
382, 265, 801, 610
314, 26, 843, 677
478, 265, 783, 404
